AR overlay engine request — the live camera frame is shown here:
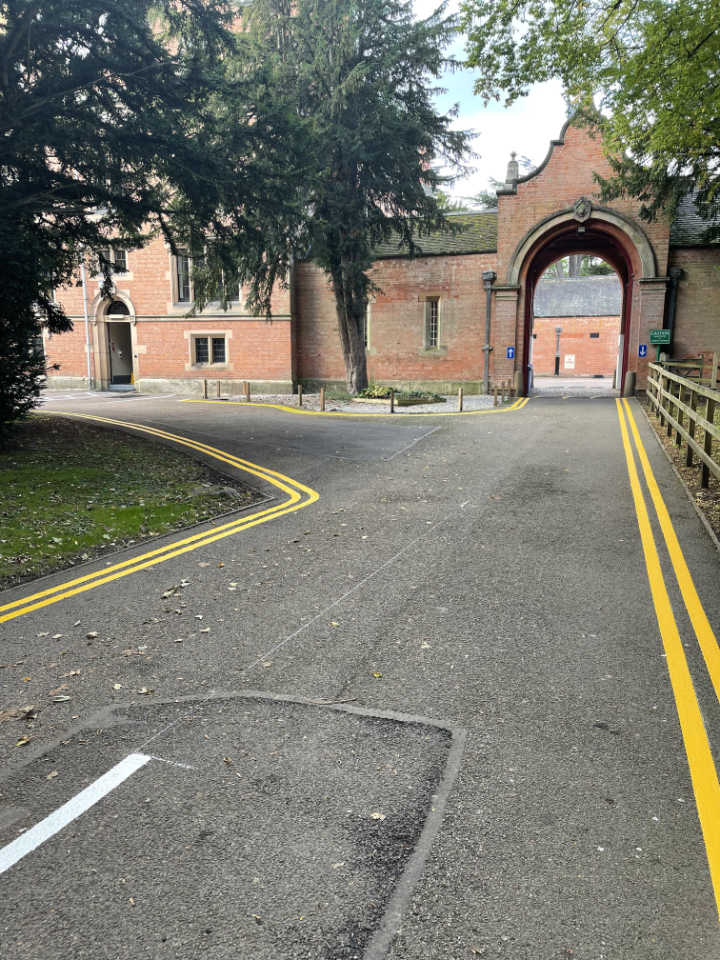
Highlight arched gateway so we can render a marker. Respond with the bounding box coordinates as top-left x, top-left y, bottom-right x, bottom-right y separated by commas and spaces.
45, 119, 716, 396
